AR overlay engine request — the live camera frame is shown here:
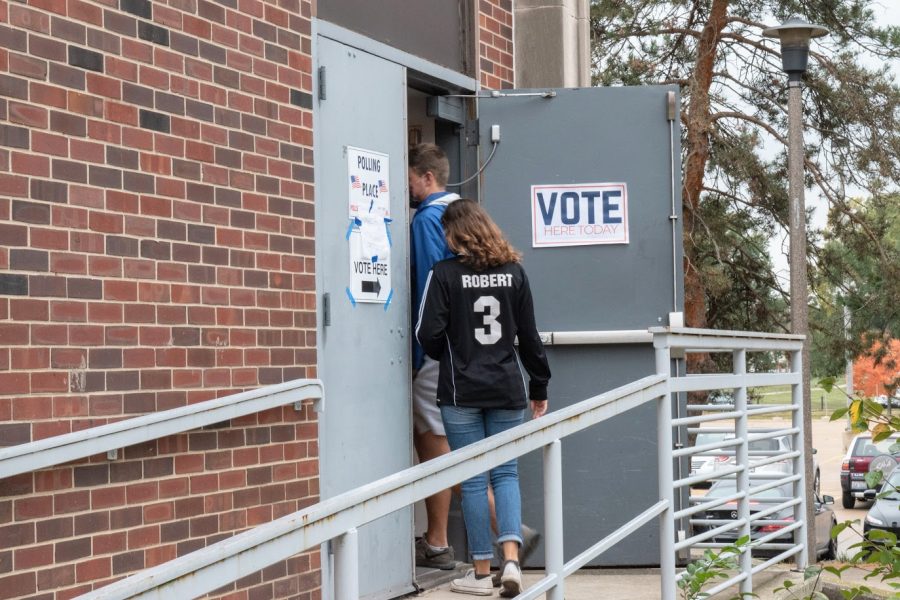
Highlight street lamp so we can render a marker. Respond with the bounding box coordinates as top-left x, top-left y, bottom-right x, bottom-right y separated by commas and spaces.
764, 17, 829, 82
763, 16, 829, 569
